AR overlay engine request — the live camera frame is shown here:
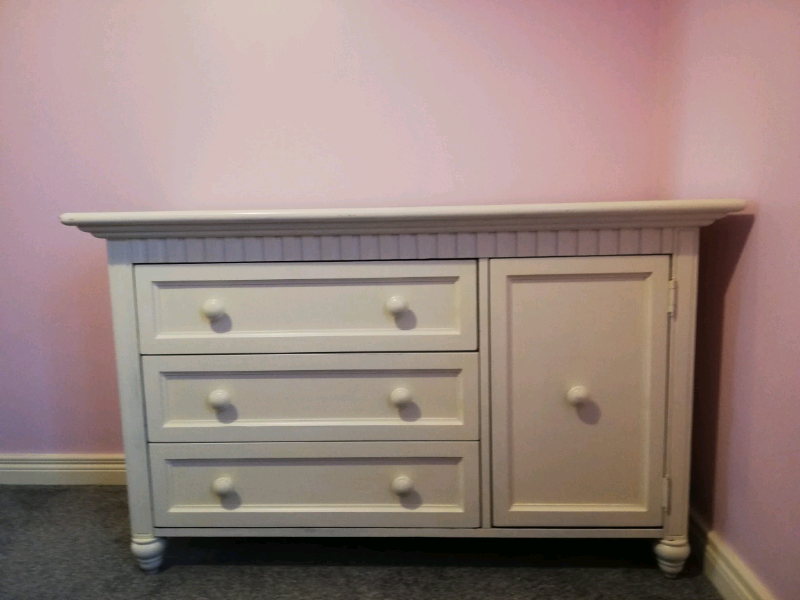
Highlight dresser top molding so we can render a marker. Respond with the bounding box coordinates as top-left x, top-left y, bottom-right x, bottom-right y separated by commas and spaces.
61, 199, 745, 239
